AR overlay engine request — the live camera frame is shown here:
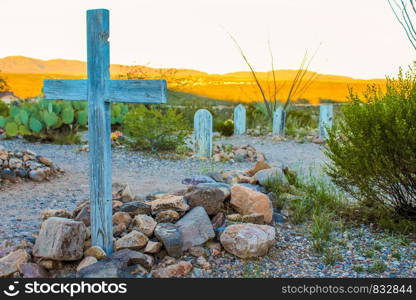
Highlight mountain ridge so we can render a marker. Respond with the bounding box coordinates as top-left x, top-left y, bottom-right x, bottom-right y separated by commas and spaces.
0, 56, 384, 81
